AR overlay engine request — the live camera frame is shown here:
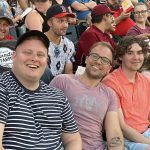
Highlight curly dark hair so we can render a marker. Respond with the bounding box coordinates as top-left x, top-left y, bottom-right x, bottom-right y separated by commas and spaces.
115, 36, 148, 64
